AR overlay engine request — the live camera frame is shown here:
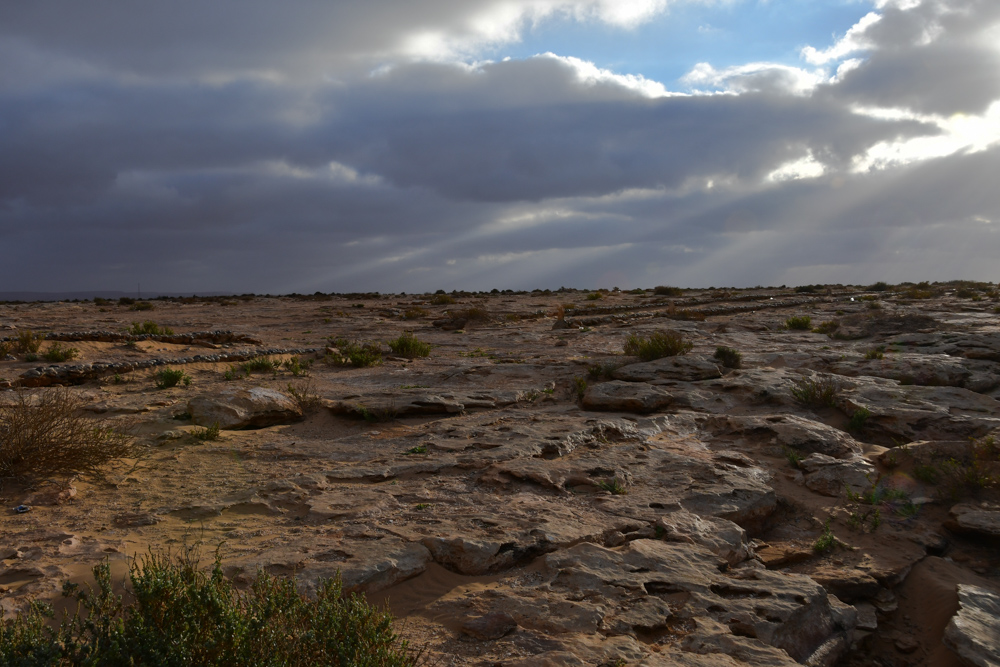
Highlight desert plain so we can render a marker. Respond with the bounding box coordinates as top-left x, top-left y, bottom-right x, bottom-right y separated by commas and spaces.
1, 284, 999, 667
